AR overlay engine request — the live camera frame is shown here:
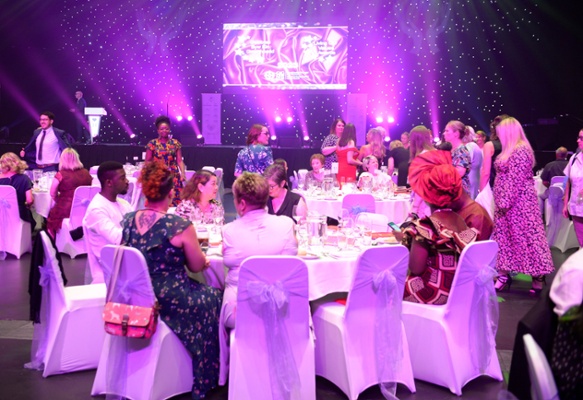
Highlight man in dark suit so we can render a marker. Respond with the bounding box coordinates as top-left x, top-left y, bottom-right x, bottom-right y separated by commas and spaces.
20, 111, 71, 172
70, 90, 88, 143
